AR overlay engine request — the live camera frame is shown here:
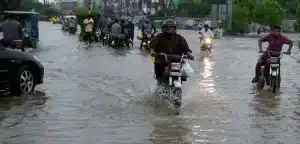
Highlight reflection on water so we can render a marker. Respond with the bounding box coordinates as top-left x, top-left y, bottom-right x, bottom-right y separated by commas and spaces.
0, 91, 48, 127
249, 90, 283, 144
199, 57, 216, 95
150, 117, 190, 144
251, 90, 281, 116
